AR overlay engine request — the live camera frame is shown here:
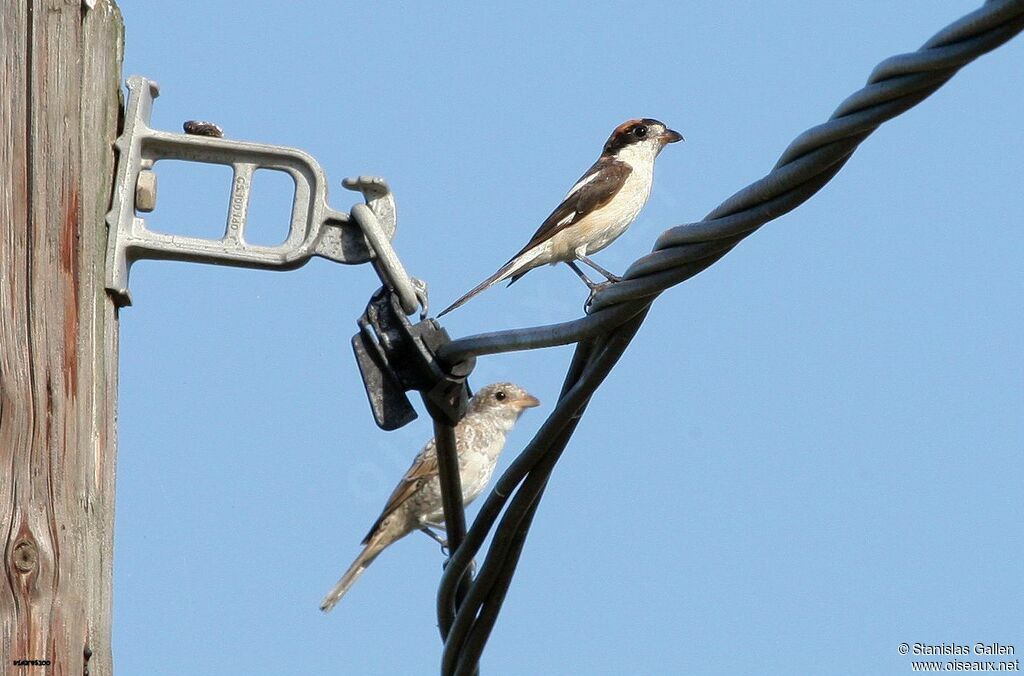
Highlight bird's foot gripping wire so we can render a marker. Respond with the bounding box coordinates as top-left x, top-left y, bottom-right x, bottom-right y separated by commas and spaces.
441, 551, 477, 579
420, 526, 450, 554
566, 261, 603, 290
578, 255, 622, 282
566, 260, 619, 313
